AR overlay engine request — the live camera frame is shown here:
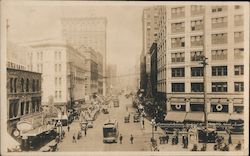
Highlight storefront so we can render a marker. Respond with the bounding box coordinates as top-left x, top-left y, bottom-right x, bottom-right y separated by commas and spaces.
16, 112, 55, 150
